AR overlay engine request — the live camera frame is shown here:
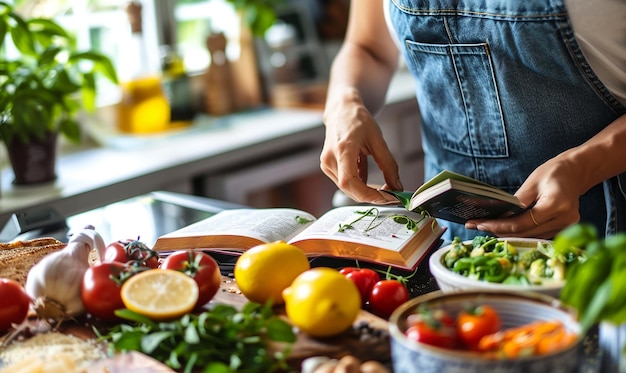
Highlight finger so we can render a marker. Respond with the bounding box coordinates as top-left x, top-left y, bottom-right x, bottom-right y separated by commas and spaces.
357, 153, 368, 183
469, 209, 564, 239
369, 139, 402, 191
320, 149, 339, 184
337, 165, 391, 204
376, 184, 405, 204
332, 145, 379, 203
